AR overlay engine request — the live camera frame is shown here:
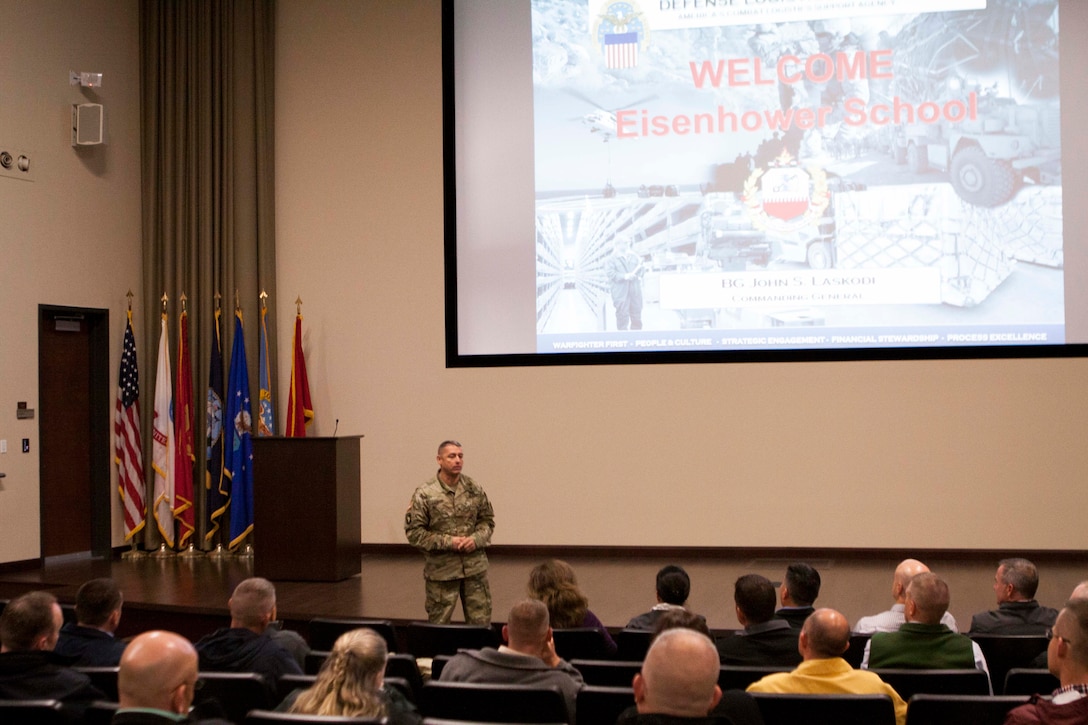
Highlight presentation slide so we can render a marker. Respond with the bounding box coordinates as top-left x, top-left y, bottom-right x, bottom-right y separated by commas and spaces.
450, 0, 1076, 361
